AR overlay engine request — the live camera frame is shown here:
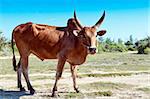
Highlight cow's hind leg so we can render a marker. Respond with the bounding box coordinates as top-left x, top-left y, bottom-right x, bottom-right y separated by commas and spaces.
70, 65, 79, 93
17, 59, 25, 91
51, 56, 66, 97
21, 56, 35, 94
